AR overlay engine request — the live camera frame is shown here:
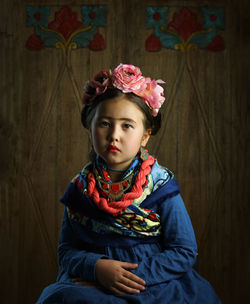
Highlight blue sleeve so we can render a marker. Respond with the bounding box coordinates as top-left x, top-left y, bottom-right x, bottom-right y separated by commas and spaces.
131, 194, 198, 285
58, 208, 107, 281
